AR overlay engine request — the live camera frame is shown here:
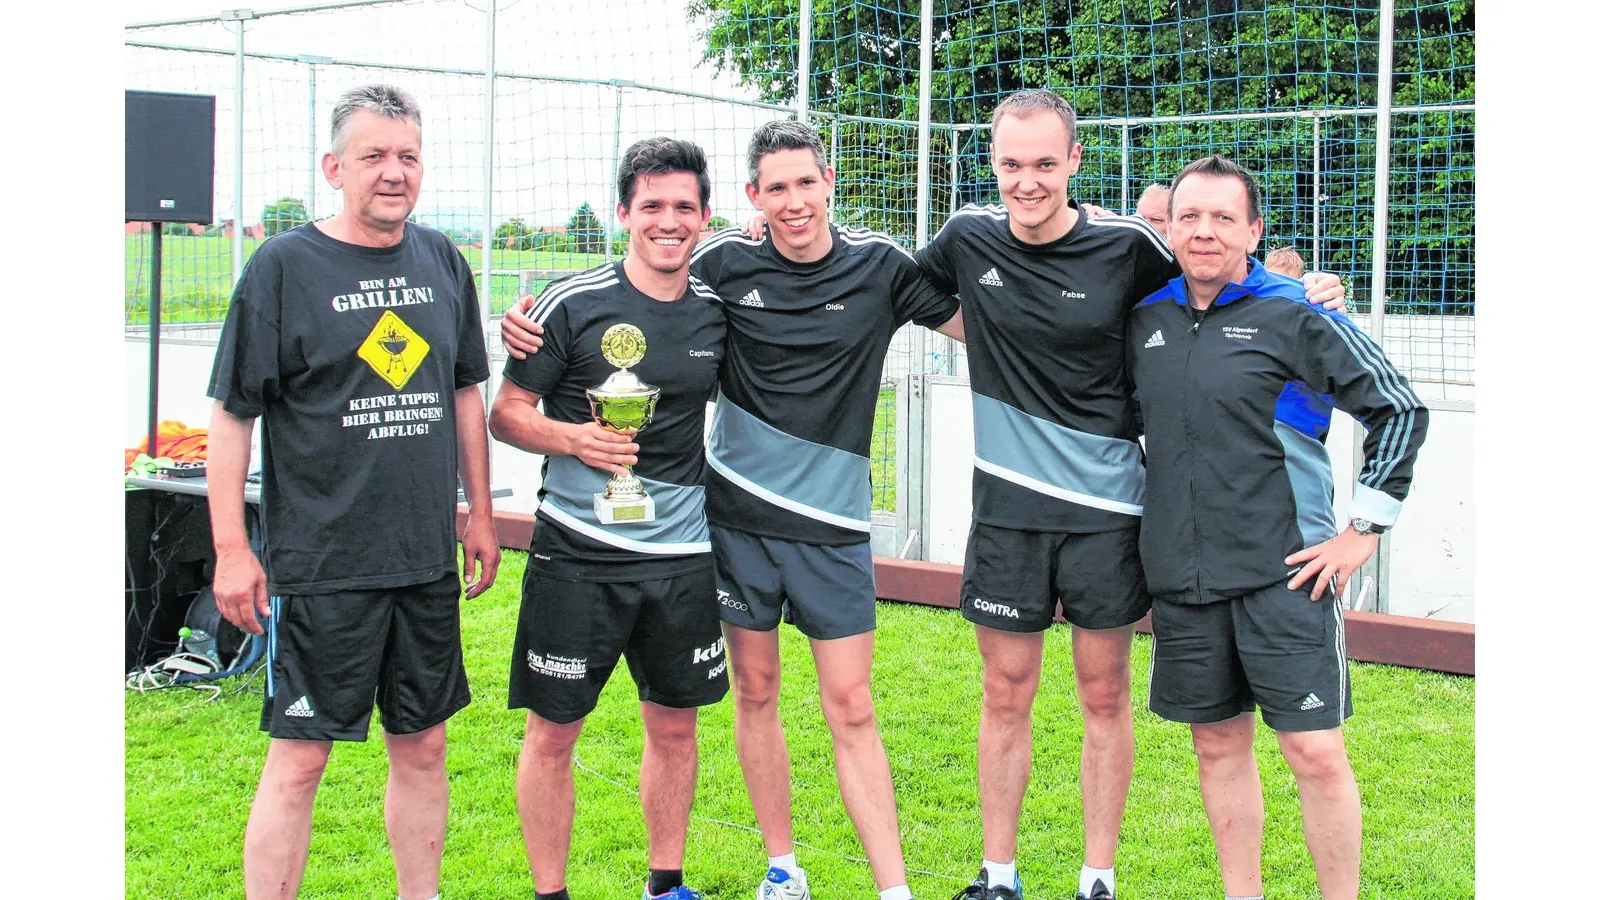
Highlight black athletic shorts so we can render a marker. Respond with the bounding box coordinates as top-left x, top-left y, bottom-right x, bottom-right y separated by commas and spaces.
1147, 581, 1353, 733
960, 522, 1151, 632
508, 564, 729, 725
260, 573, 470, 742
711, 525, 877, 641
